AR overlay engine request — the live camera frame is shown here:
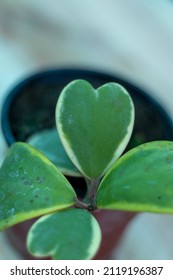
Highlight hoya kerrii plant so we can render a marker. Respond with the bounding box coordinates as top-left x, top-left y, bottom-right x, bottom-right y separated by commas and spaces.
1, 80, 173, 260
